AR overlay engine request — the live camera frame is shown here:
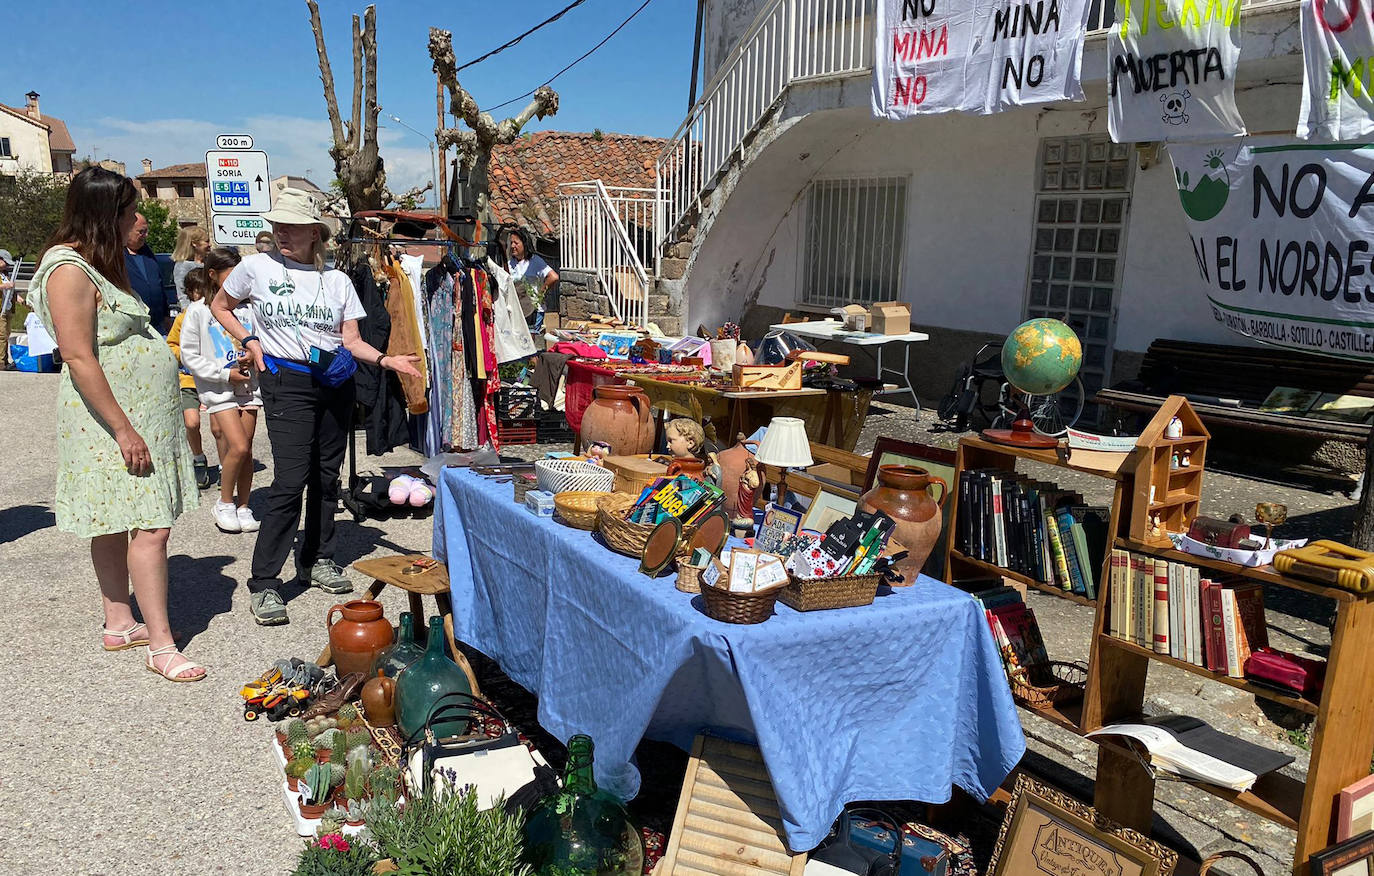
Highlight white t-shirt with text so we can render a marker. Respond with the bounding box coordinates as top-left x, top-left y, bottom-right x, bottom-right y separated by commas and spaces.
221, 252, 366, 362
